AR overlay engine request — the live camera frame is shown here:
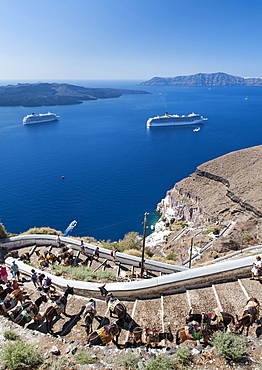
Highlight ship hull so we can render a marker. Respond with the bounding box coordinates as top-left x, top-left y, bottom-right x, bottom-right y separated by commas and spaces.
147, 113, 207, 128
147, 118, 206, 127
23, 113, 59, 125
